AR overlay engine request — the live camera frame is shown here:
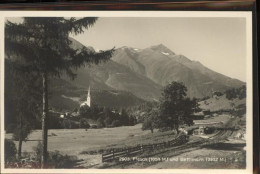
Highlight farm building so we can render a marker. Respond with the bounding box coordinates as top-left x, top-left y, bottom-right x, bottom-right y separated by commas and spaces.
193, 126, 205, 135
192, 121, 223, 135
